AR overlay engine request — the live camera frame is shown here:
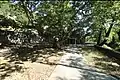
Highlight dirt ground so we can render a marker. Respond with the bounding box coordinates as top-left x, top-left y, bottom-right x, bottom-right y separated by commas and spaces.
0, 47, 63, 80
4, 62, 56, 80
